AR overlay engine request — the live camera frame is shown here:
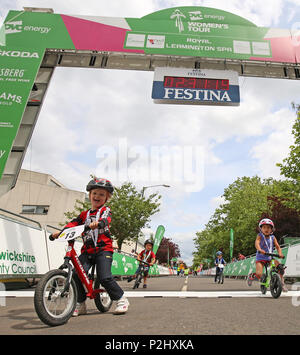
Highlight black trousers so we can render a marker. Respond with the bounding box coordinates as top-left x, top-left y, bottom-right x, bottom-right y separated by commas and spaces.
73, 250, 124, 303
215, 267, 223, 282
